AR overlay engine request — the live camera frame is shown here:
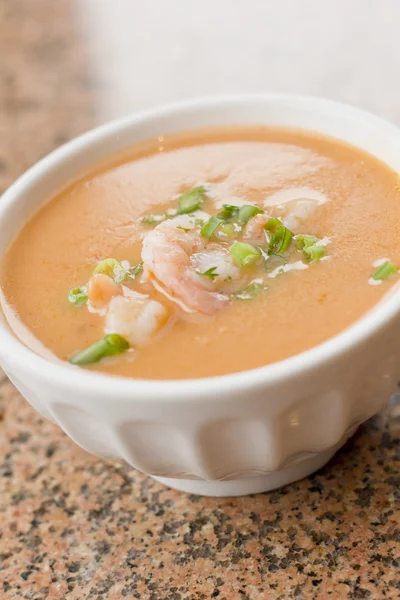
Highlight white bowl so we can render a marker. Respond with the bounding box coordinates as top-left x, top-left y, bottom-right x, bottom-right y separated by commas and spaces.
1, 94, 400, 497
